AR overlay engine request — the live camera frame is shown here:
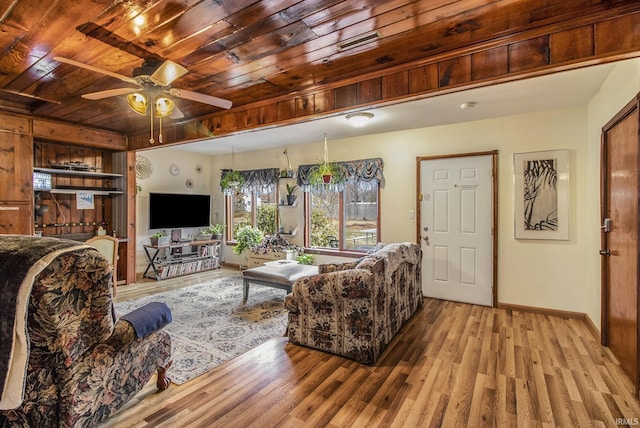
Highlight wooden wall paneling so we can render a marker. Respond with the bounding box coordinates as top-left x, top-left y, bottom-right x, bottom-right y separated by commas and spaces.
382, 71, 409, 100
550, 26, 594, 64
408, 63, 439, 94
0, 132, 32, 202
296, 95, 314, 117
357, 77, 382, 104
0, 114, 30, 134
32, 118, 126, 150
471, 47, 509, 81
277, 99, 296, 121
0, 202, 33, 235
260, 104, 279, 125
438, 55, 472, 88
595, 12, 640, 56
508, 36, 551, 74
335, 84, 358, 109
313, 90, 335, 114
